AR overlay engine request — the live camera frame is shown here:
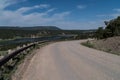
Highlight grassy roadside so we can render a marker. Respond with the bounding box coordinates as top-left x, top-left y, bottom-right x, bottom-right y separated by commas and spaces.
81, 40, 94, 48
0, 46, 35, 80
